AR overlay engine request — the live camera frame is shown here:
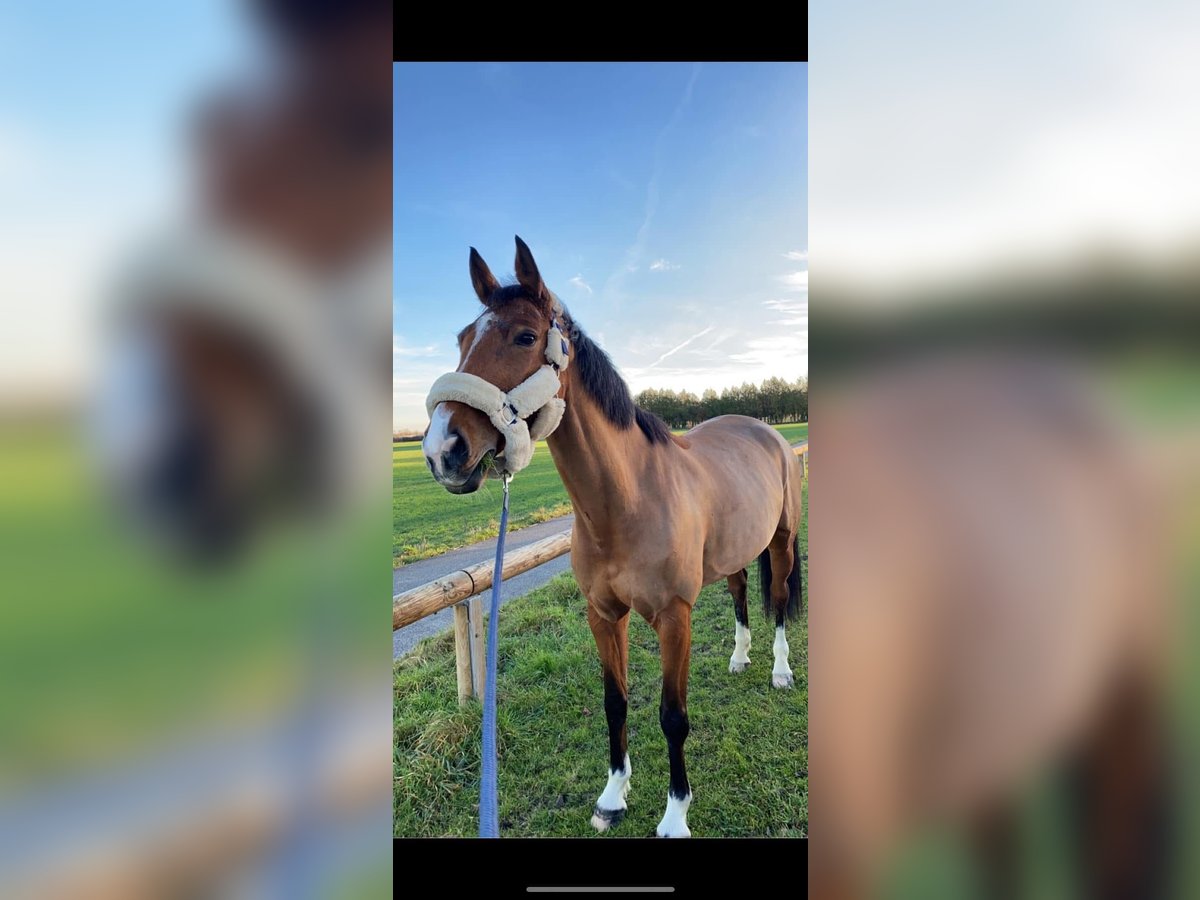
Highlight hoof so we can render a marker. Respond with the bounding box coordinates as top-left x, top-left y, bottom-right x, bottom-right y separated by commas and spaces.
772, 672, 795, 689
591, 805, 626, 832
656, 822, 691, 838
655, 793, 692, 837
729, 657, 750, 673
